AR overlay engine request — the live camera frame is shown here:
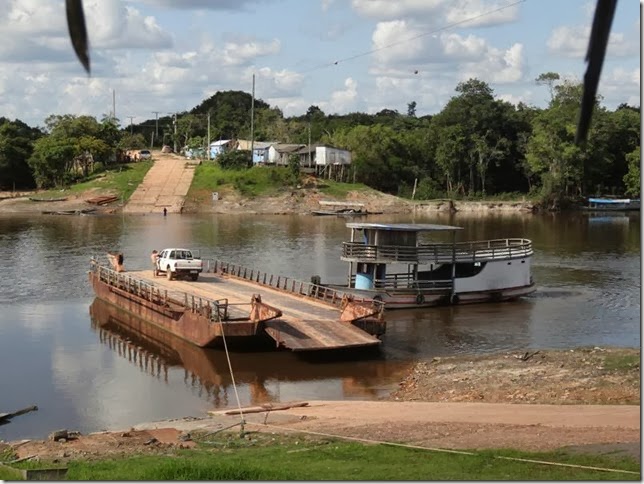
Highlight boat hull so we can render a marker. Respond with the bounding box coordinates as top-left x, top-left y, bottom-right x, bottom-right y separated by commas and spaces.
330, 257, 535, 309
332, 283, 535, 309
89, 270, 262, 347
